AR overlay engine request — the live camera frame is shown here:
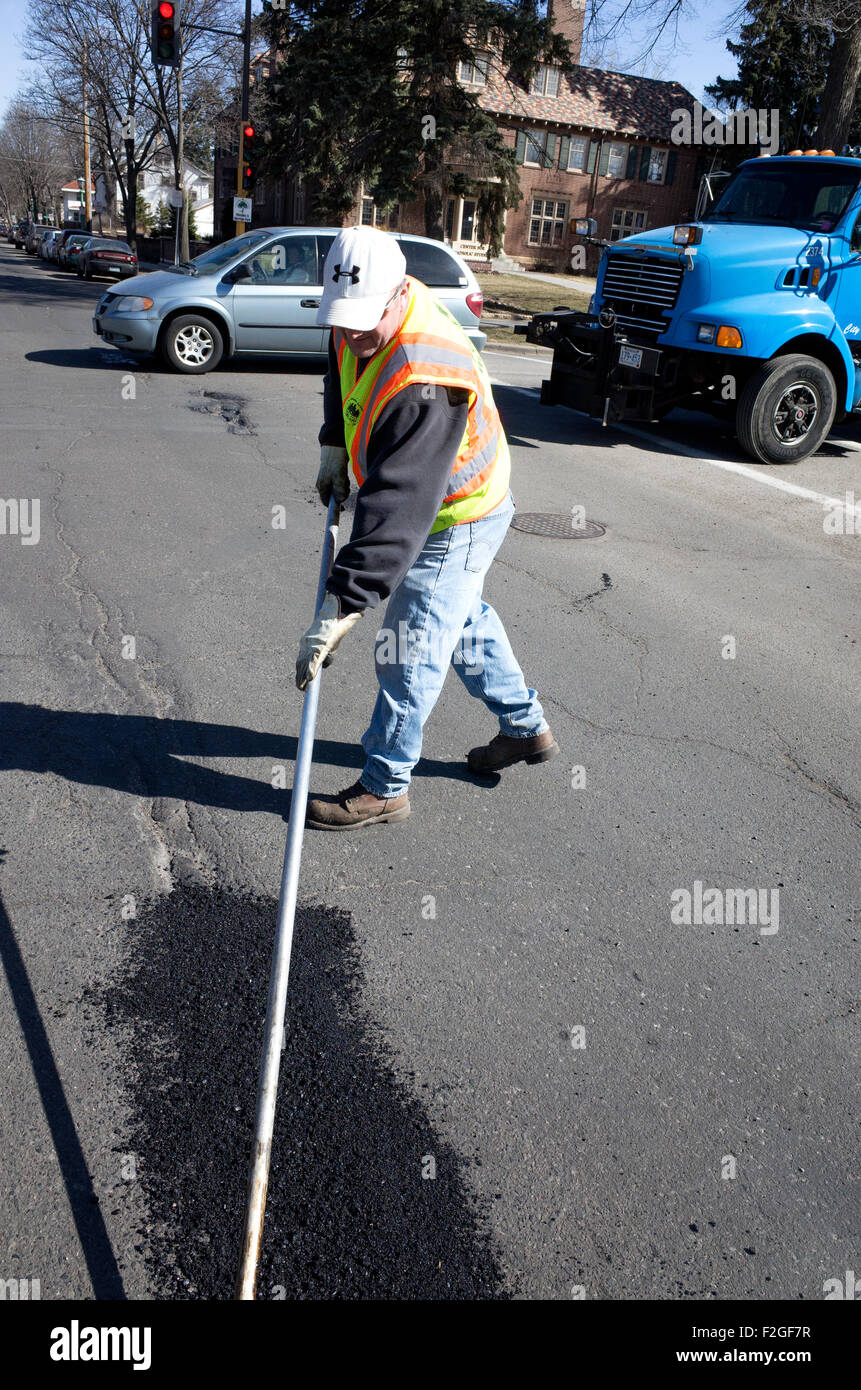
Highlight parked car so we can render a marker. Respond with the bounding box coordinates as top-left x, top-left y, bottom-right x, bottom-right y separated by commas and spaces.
13, 221, 29, 247
58, 232, 90, 270
78, 237, 138, 281
53, 228, 83, 263
26, 224, 59, 254
92, 227, 486, 371
39, 229, 63, 260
